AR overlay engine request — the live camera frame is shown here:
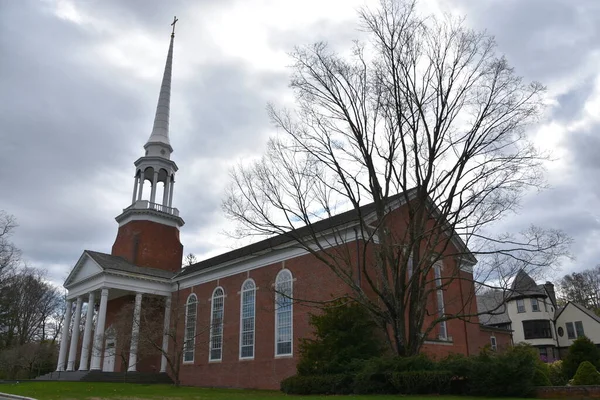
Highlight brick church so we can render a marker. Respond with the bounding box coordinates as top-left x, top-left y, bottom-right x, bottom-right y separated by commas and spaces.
54, 24, 512, 389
